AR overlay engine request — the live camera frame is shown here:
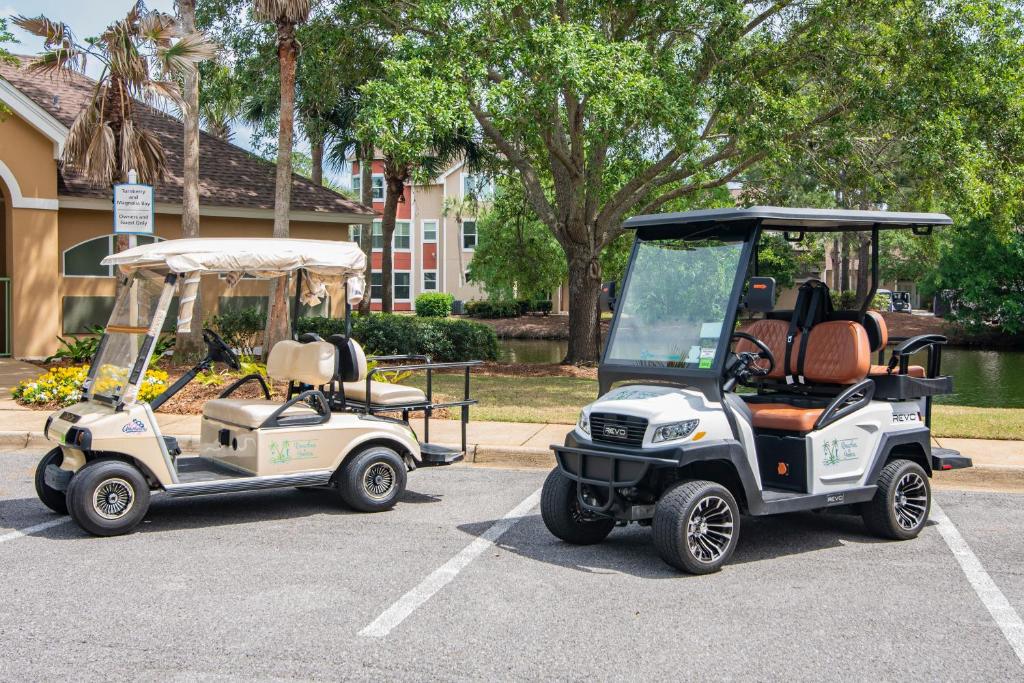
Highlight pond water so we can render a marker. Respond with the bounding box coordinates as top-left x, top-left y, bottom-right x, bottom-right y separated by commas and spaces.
495, 339, 1024, 408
